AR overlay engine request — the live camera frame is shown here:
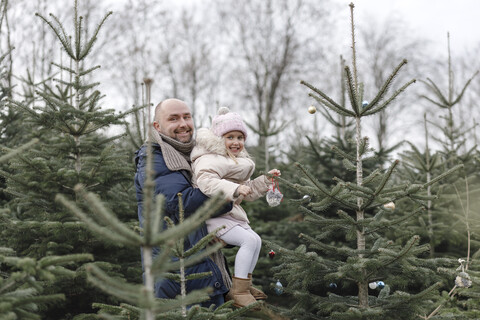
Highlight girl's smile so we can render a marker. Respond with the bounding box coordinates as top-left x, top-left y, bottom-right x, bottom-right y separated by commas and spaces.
223, 131, 245, 156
